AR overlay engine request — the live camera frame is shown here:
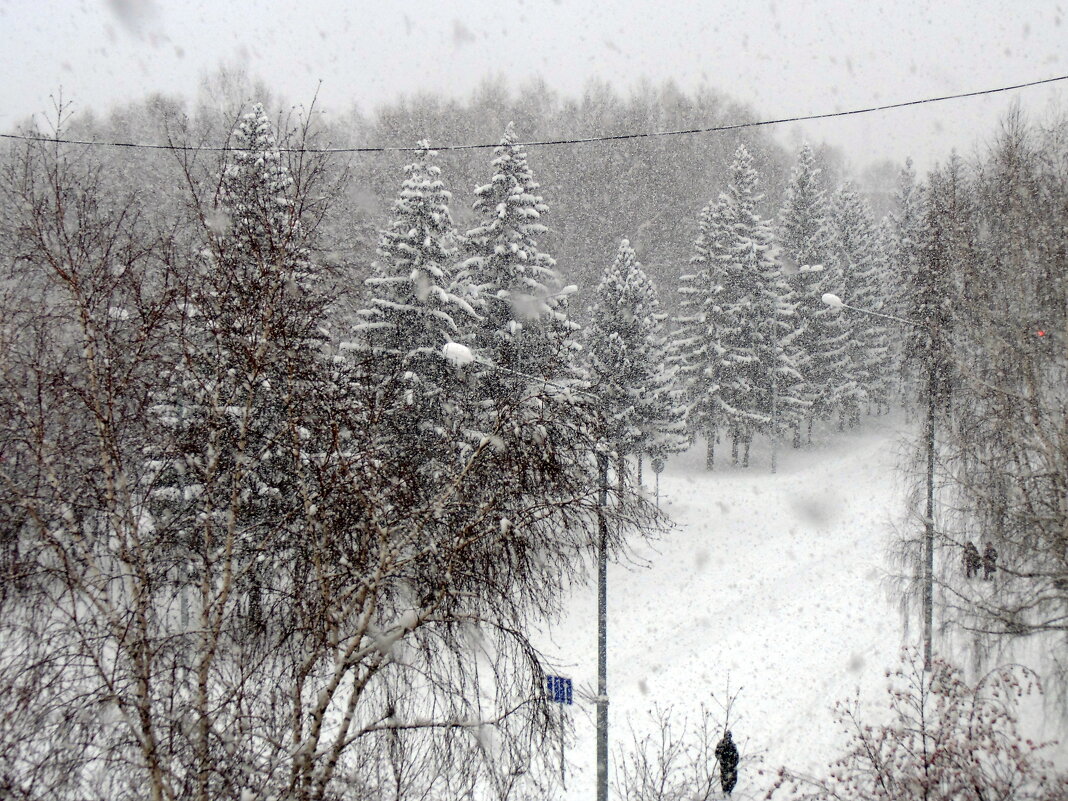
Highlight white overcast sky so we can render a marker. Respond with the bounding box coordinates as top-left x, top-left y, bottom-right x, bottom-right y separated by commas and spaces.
1, 0, 1064, 173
